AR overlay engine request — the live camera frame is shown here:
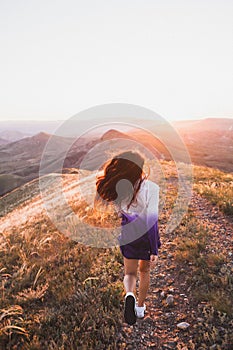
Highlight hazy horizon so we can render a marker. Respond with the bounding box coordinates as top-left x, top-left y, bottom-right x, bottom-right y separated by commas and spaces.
0, 116, 233, 123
